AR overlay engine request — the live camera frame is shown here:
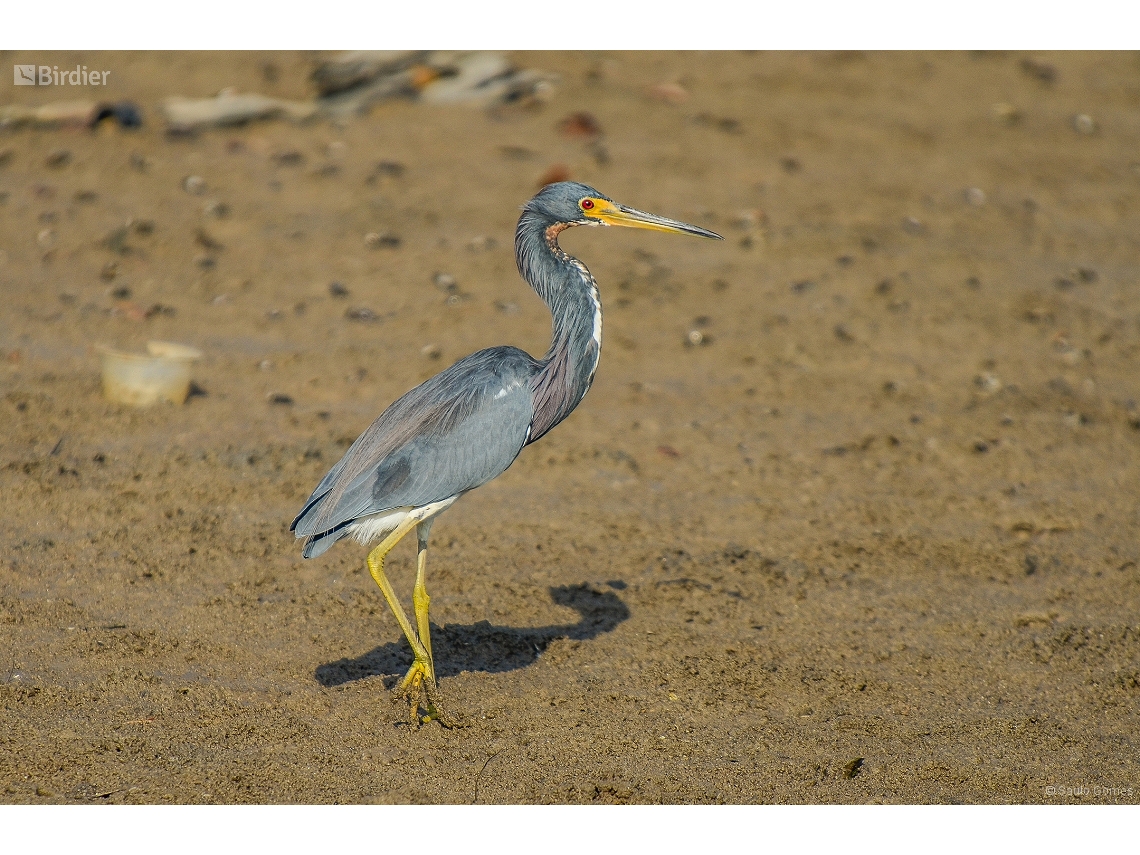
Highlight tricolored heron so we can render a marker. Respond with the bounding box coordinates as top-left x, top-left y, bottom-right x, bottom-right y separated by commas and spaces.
292, 181, 721, 724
